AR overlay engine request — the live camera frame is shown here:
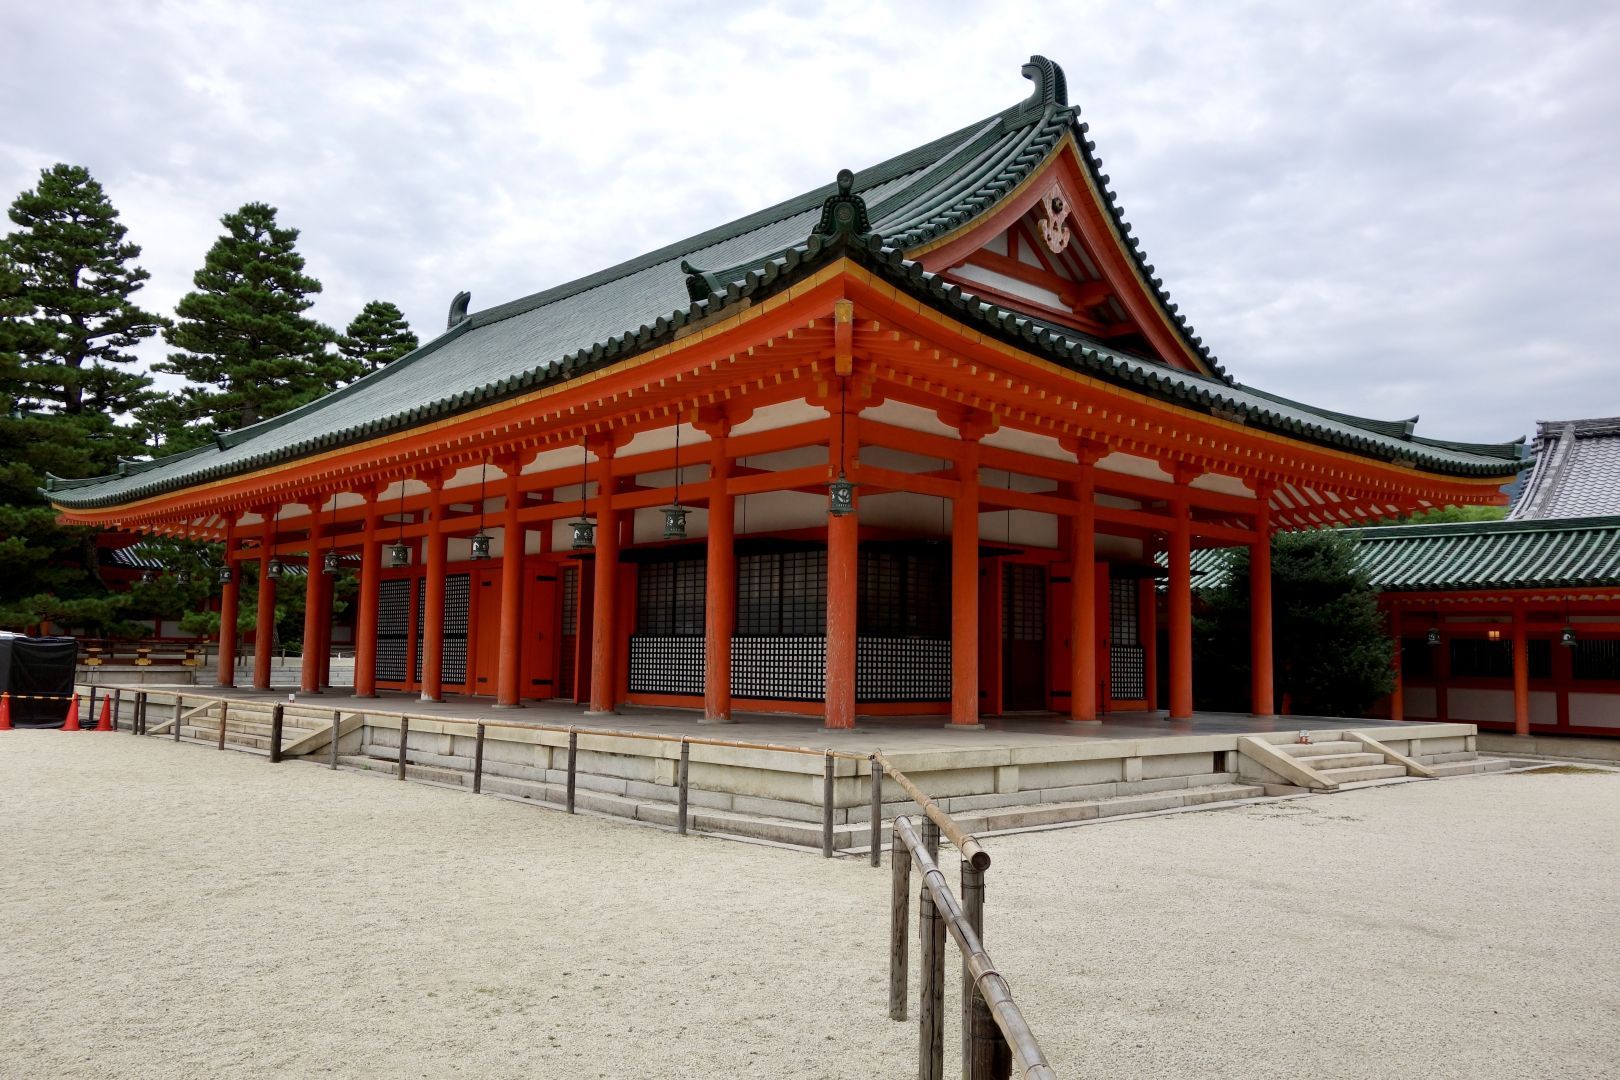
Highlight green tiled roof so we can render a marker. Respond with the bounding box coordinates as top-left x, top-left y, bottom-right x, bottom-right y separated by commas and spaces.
47, 56, 1525, 513
1181, 516, 1620, 593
